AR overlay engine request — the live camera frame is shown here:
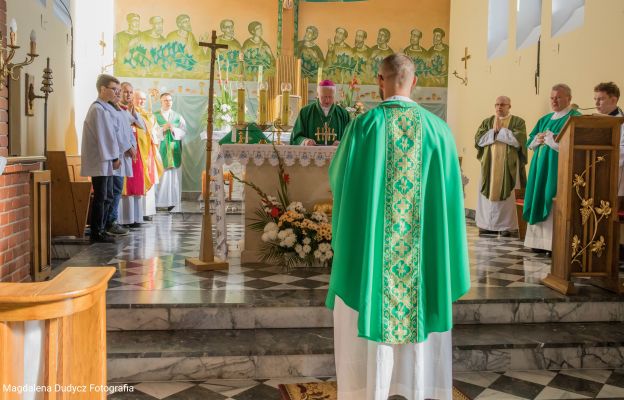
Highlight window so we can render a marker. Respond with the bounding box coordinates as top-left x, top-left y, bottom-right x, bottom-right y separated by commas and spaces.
487, 0, 509, 59
53, 0, 71, 27
552, 0, 584, 37
516, 0, 542, 49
